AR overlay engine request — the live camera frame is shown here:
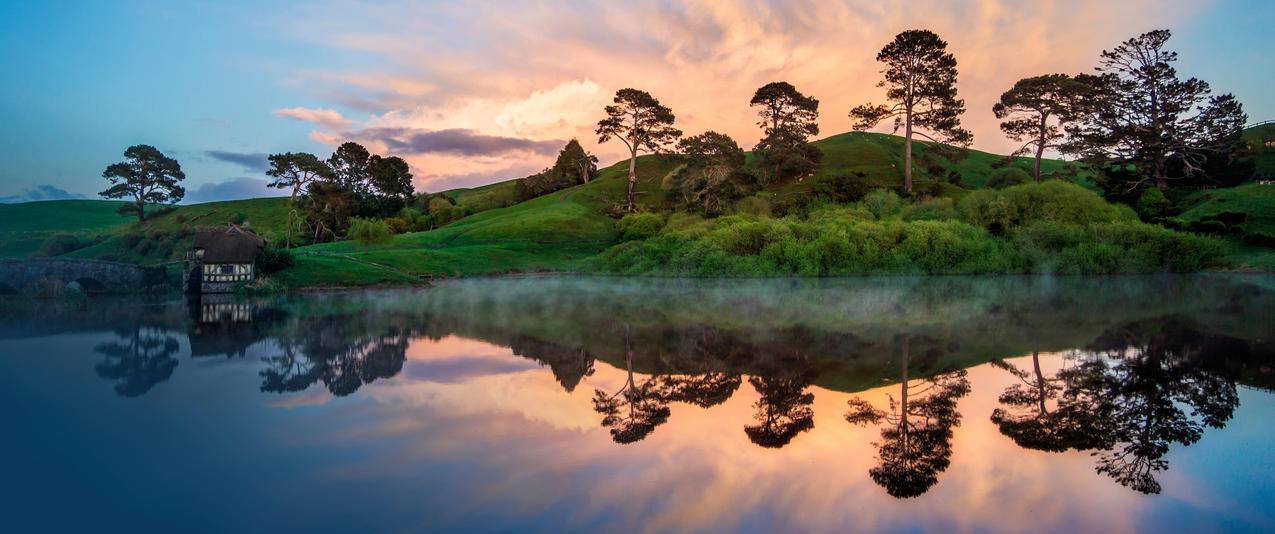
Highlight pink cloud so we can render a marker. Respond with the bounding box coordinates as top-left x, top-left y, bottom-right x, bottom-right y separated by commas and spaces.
273, 106, 353, 129
271, 0, 1209, 189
